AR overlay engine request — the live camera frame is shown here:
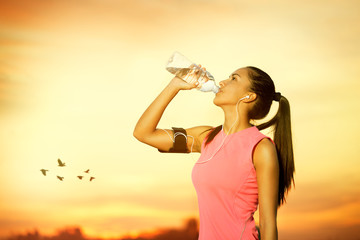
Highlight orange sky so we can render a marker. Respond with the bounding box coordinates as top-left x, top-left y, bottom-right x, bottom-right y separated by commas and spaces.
1, 0, 360, 239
